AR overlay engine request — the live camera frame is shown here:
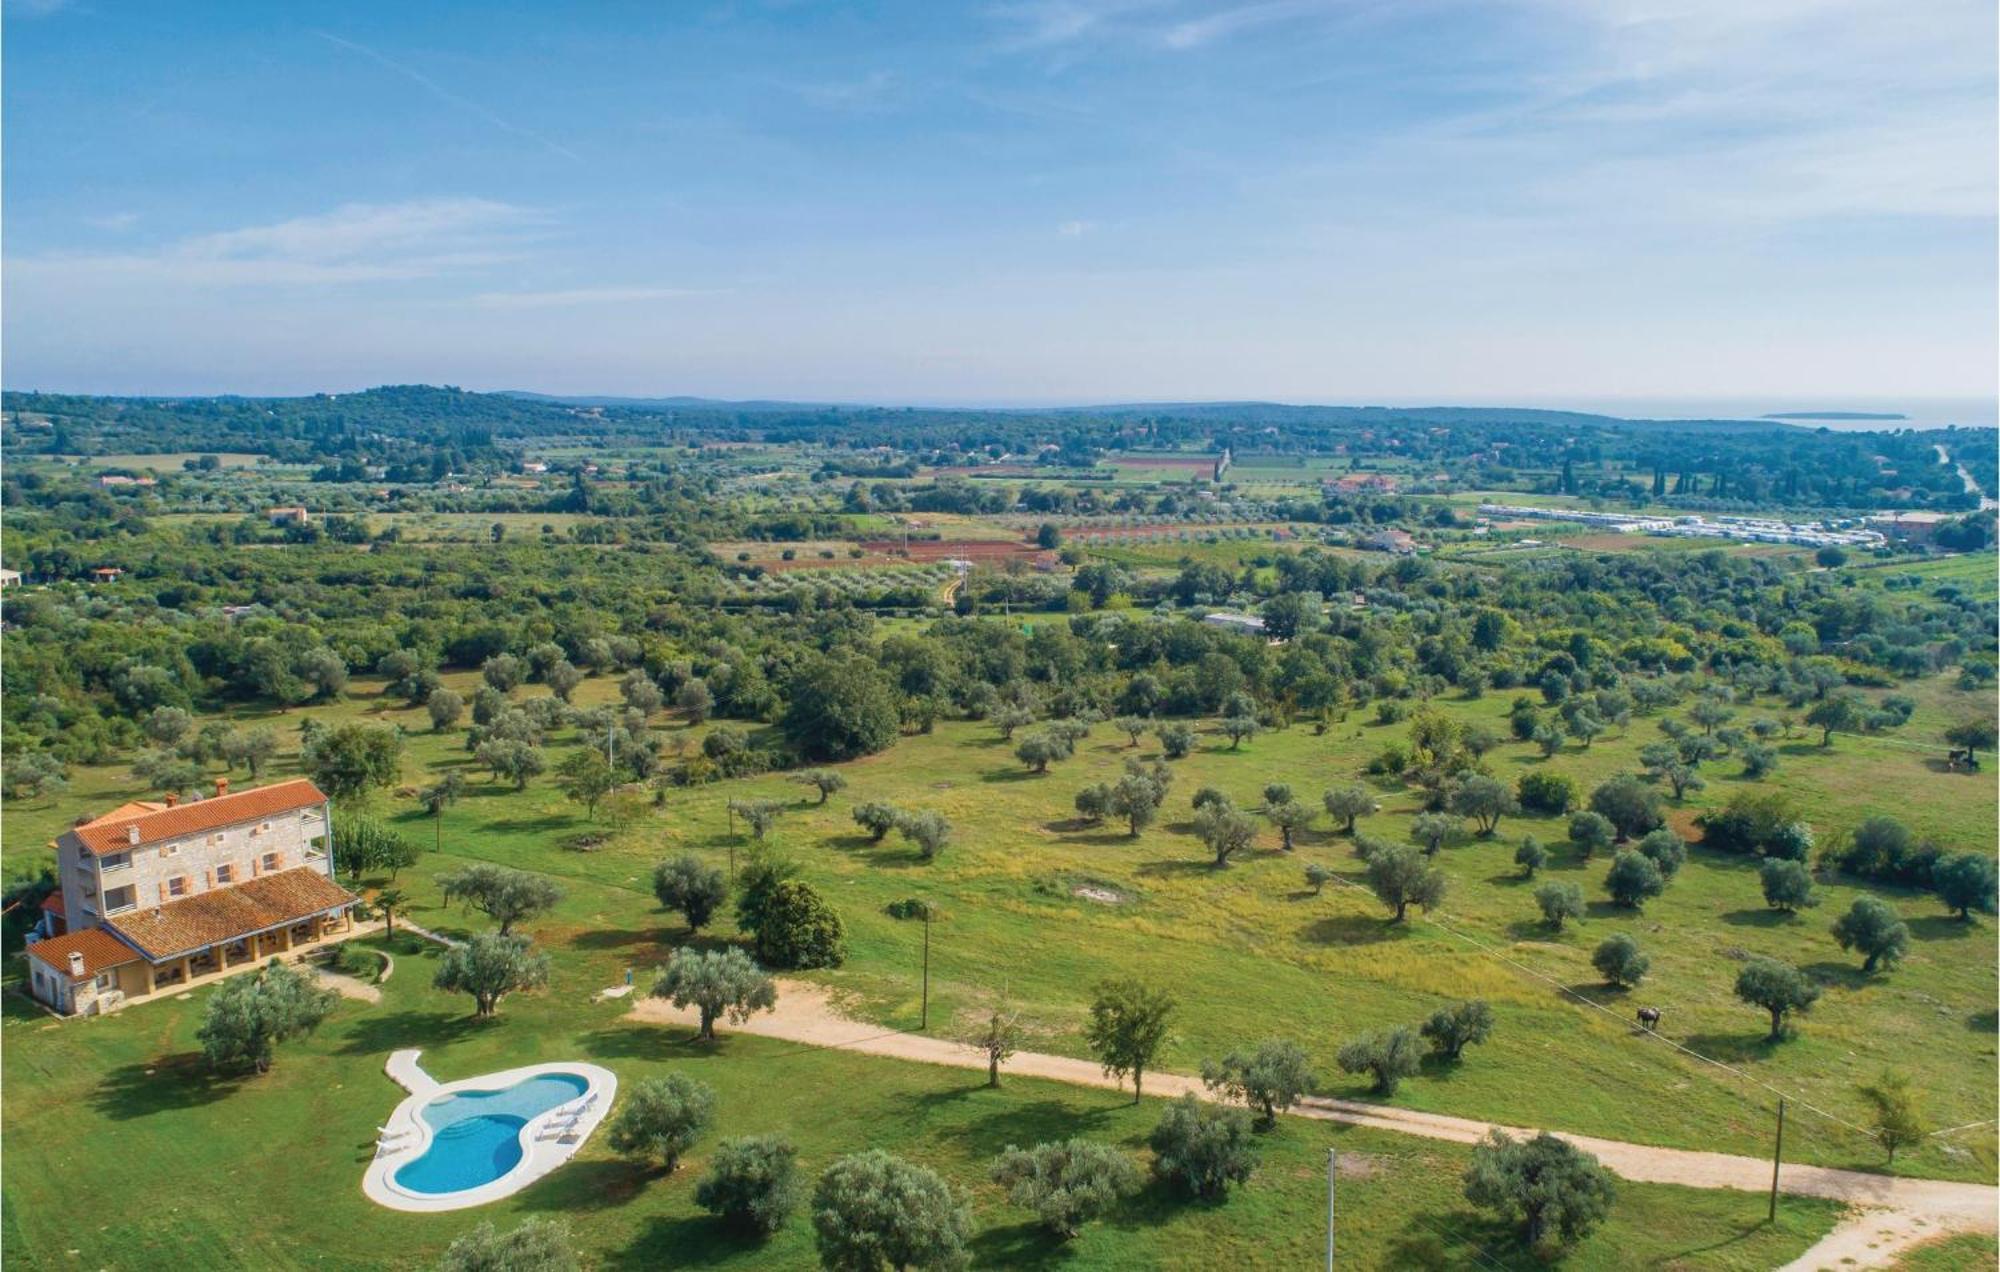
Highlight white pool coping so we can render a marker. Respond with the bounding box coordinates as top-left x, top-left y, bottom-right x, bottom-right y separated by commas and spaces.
362, 1050, 618, 1212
